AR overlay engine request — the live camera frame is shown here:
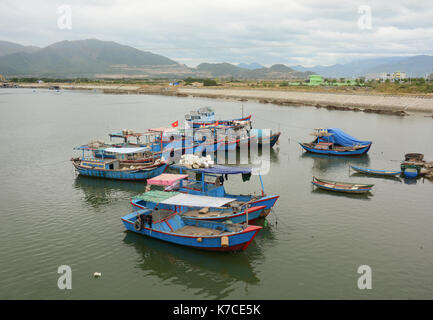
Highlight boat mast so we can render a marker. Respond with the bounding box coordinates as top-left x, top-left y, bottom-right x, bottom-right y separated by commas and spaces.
259, 173, 264, 196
